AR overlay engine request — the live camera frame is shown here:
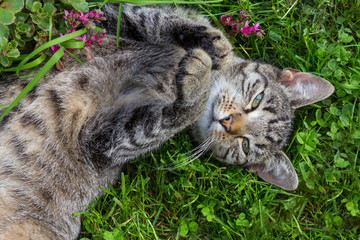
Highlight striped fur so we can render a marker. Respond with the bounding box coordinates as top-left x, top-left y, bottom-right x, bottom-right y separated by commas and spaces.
0, 3, 334, 238
0, 4, 232, 239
